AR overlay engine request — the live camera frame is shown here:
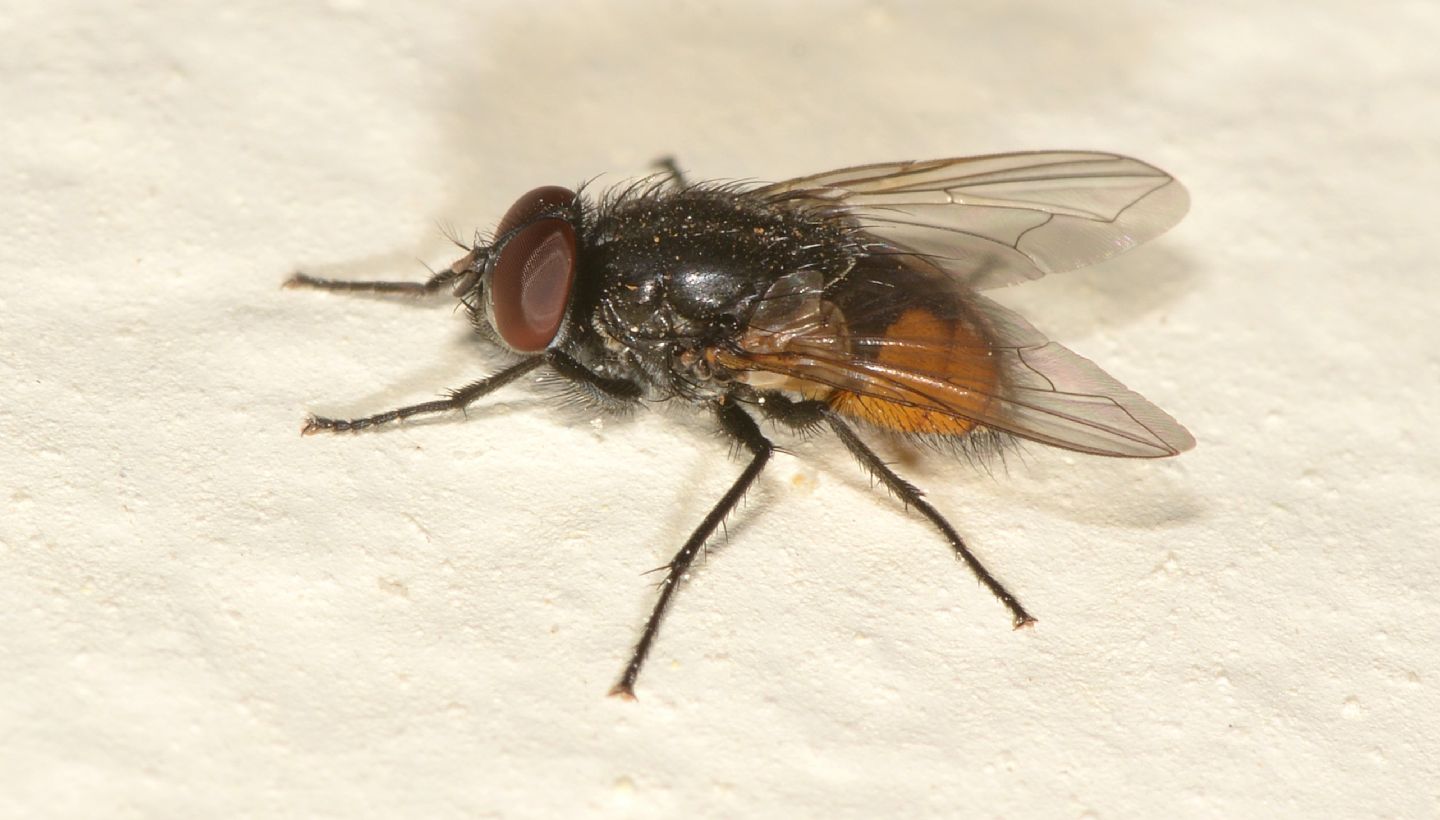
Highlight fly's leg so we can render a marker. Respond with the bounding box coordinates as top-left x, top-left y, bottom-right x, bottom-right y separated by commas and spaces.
302, 358, 544, 434
652, 155, 689, 189
284, 265, 463, 297
610, 401, 772, 699
822, 407, 1035, 629
547, 350, 644, 403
